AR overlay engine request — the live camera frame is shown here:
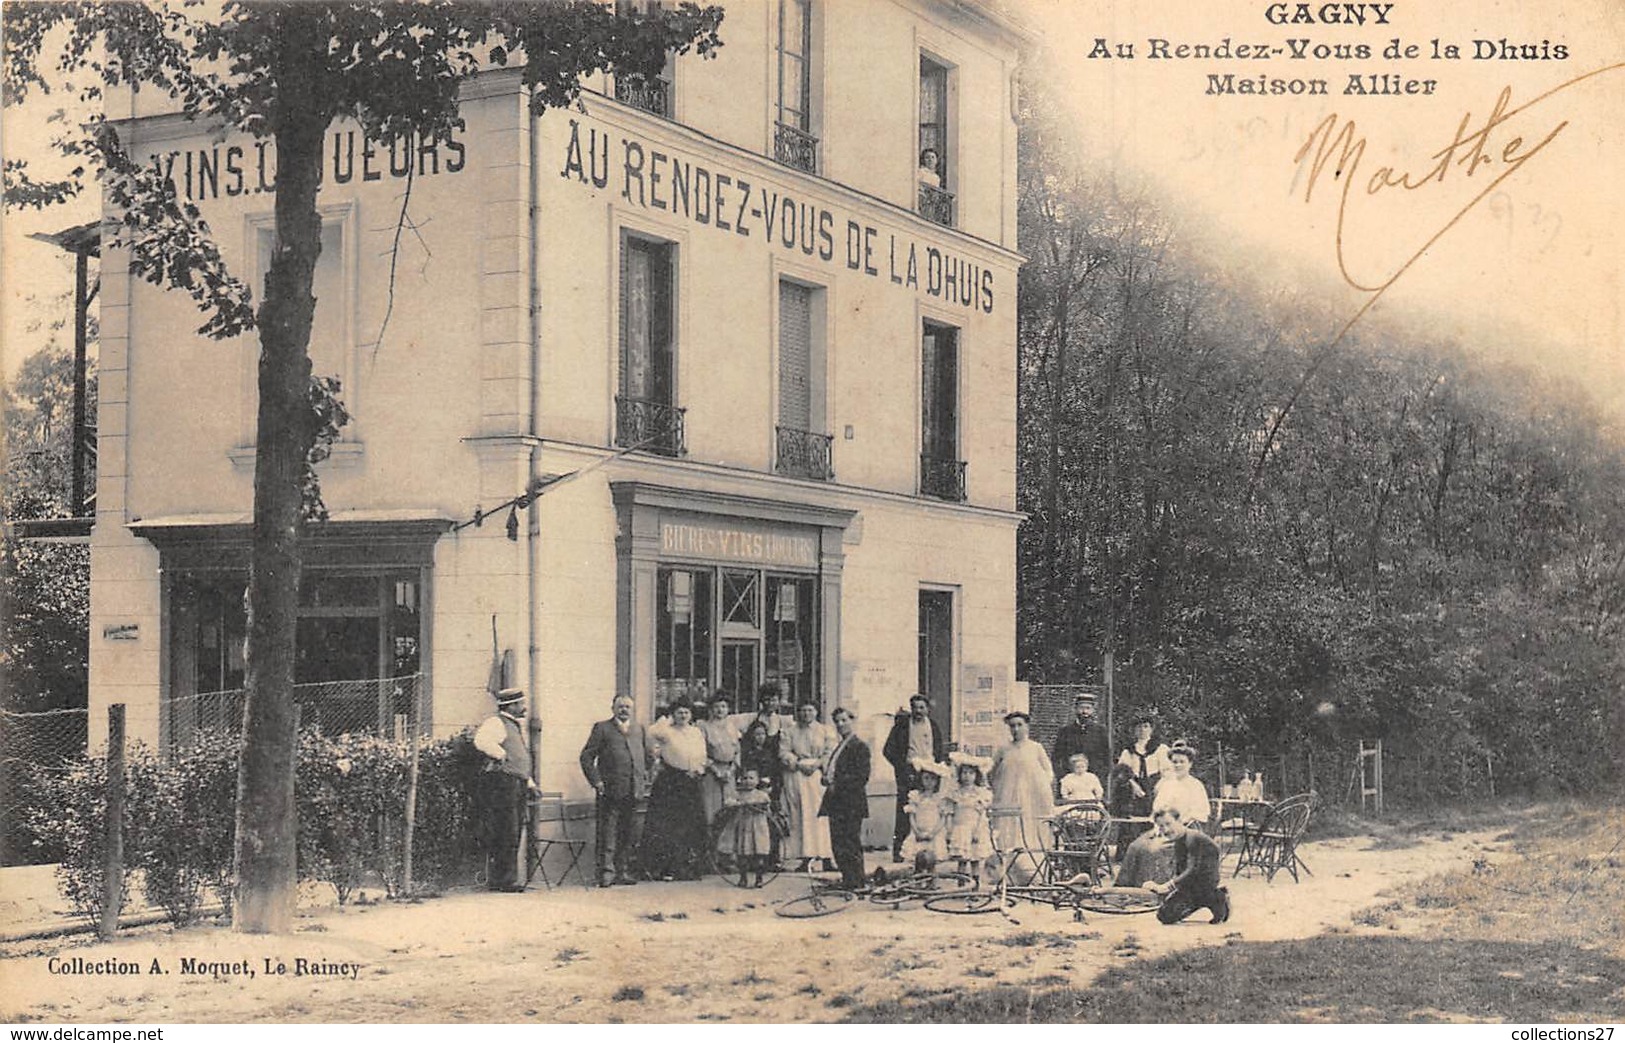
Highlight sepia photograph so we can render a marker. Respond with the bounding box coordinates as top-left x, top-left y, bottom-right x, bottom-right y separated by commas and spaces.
1, 0, 1621, 1027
